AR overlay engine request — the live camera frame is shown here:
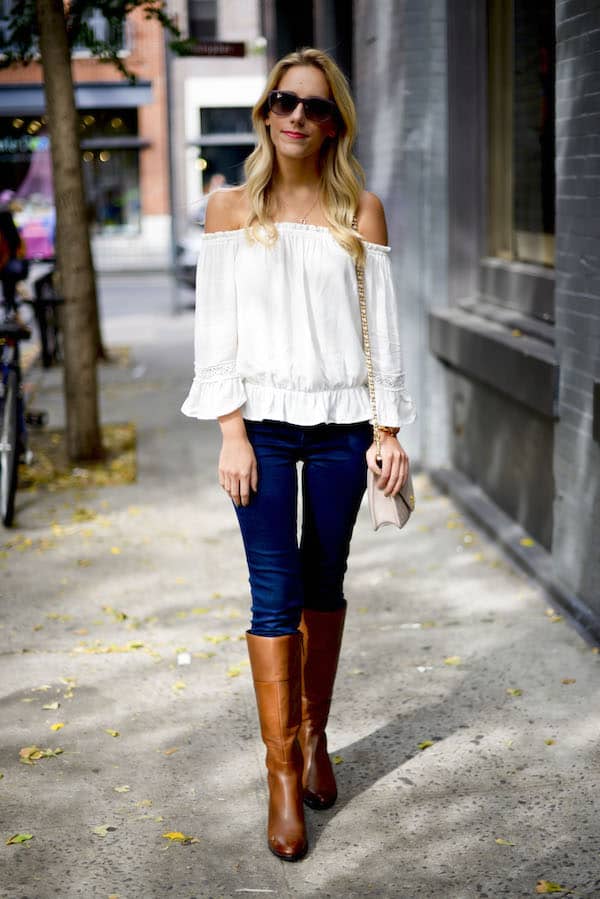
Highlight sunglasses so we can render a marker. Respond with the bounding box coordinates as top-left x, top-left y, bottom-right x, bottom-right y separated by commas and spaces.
267, 90, 338, 124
